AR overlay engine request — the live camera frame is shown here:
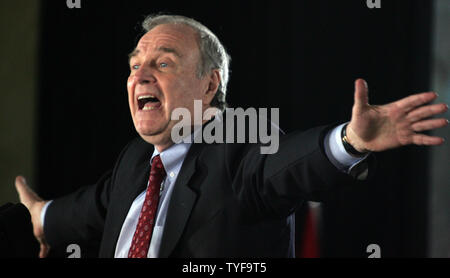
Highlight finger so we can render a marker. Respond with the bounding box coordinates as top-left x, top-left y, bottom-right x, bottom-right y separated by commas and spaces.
396, 92, 438, 112
407, 103, 448, 122
15, 176, 31, 204
412, 118, 449, 132
412, 134, 445, 145
354, 78, 369, 110
15, 176, 42, 207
